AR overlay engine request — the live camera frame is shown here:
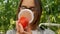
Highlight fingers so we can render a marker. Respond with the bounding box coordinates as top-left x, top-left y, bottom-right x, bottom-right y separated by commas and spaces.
16, 21, 32, 34
19, 23, 24, 32
16, 21, 24, 33
16, 21, 20, 32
